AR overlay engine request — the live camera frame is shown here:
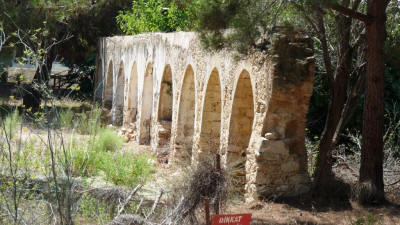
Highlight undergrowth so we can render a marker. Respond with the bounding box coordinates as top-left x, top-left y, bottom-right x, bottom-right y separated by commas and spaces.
94, 128, 124, 153
0, 105, 155, 224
